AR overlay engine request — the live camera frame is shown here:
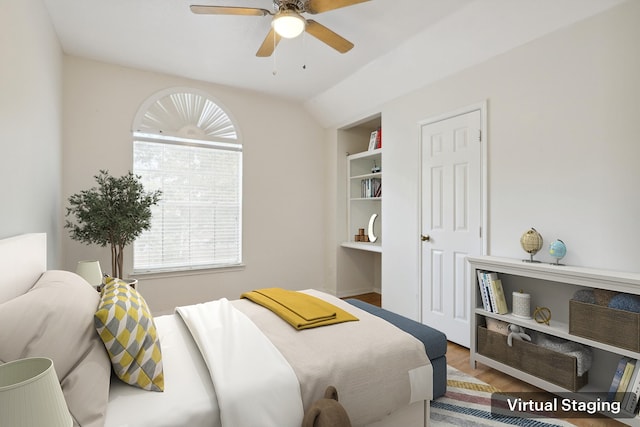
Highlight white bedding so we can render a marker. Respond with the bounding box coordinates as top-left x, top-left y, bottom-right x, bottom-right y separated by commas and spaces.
105, 315, 220, 427
176, 298, 303, 427
0, 234, 430, 427
104, 292, 431, 427
232, 290, 432, 425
